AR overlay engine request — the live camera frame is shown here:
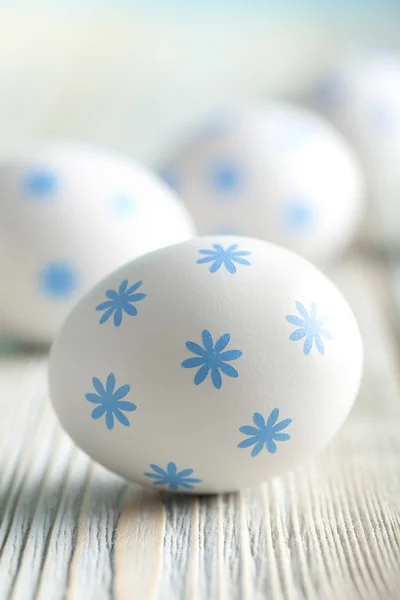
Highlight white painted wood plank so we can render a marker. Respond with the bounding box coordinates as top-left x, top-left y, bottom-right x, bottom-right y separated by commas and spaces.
65, 465, 126, 600
114, 487, 165, 600
36, 449, 91, 600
